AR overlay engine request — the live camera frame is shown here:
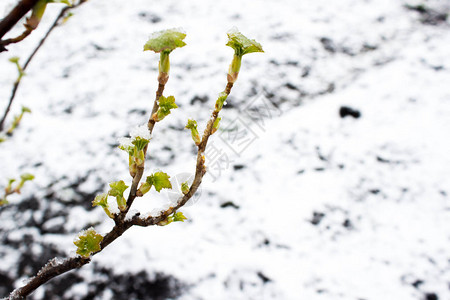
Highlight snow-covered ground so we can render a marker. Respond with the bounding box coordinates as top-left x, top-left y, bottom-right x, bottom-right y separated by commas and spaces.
1, 0, 449, 299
